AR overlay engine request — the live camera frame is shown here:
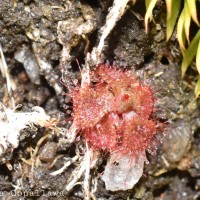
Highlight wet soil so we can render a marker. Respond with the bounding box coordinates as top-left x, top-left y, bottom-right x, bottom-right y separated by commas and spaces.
0, 0, 200, 199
